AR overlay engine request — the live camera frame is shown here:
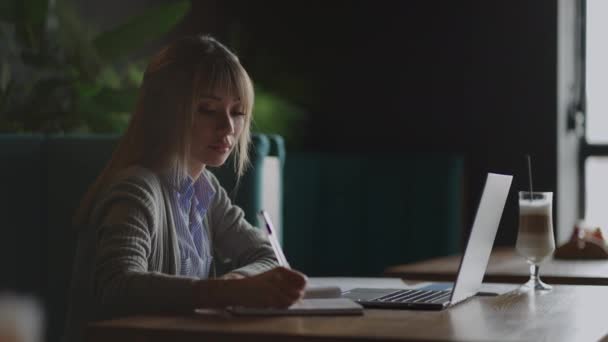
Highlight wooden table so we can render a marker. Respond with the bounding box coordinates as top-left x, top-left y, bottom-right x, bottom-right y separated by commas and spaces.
385, 247, 608, 285
87, 285, 608, 342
